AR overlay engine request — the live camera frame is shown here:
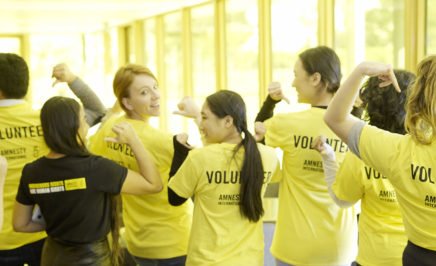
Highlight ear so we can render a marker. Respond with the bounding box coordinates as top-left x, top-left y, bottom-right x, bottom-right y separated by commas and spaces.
121, 97, 134, 111
224, 115, 234, 128
310, 72, 322, 87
